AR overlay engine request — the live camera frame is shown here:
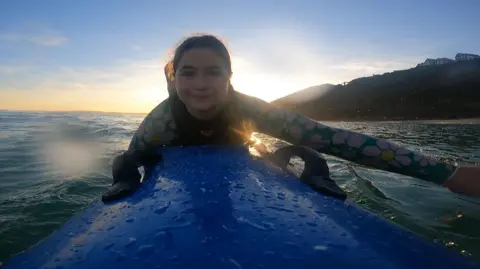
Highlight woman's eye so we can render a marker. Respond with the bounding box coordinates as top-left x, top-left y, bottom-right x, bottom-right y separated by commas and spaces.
208, 69, 223, 76
180, 70, 195, 77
